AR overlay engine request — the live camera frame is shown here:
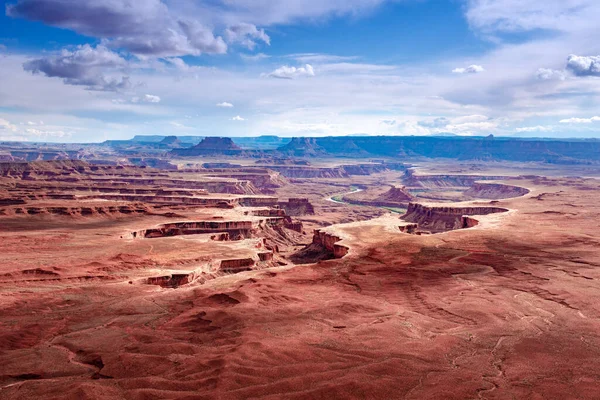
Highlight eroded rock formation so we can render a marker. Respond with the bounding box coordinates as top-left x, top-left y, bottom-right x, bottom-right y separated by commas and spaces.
171, 137, 243, 156
312, 230, 349, 259
135, 221, 255, 240
464, 182, 530, 199
219, 258, 255, 273
401, 203, 508, 233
